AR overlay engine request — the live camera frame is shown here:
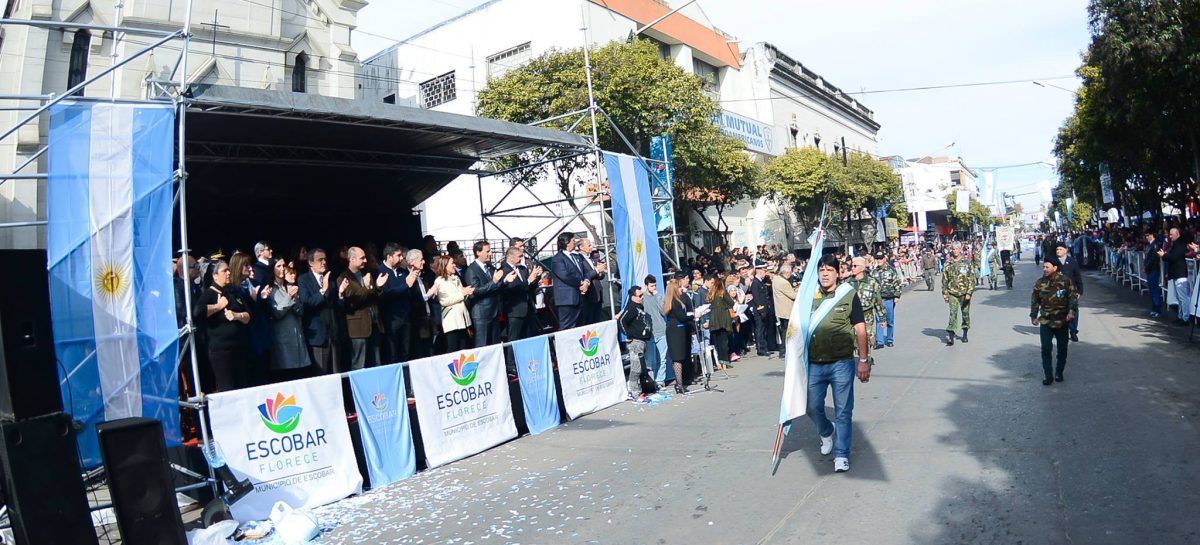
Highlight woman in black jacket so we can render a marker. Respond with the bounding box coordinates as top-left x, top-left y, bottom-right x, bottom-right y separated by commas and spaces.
663, 282, 693, 393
